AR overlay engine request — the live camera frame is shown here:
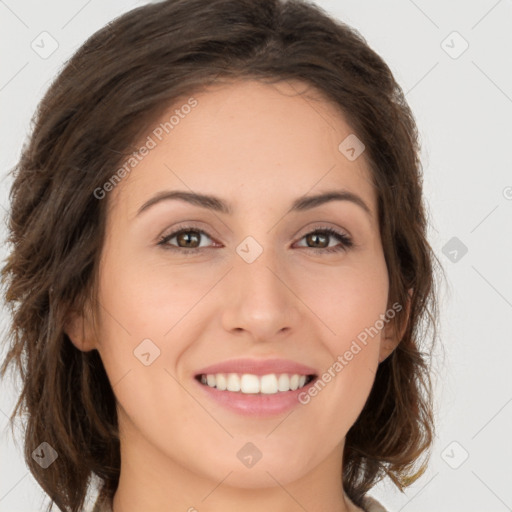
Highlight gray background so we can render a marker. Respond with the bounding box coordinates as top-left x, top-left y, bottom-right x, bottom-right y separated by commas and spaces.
1, 0, 511, 511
